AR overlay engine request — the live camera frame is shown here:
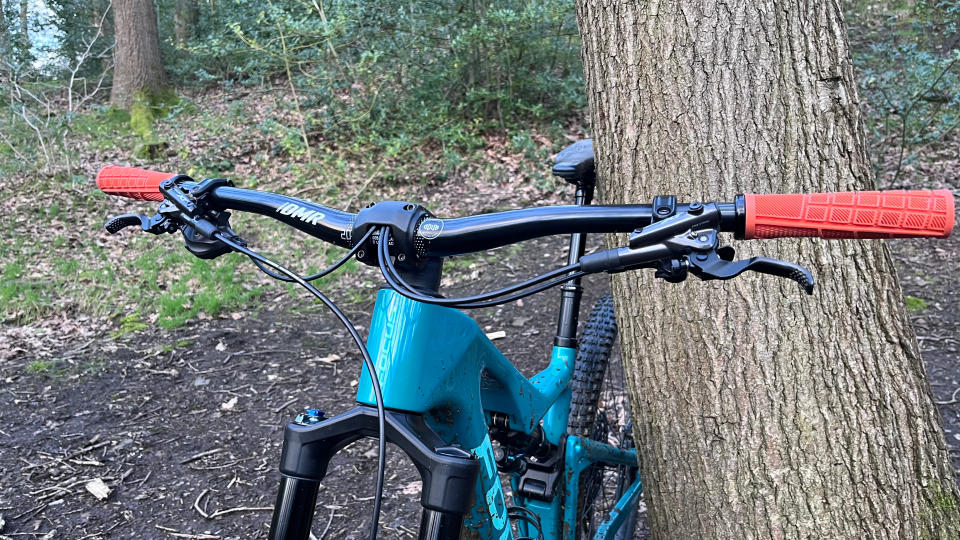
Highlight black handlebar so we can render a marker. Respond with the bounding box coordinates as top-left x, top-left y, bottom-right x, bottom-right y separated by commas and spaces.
204, 184, 744, 259
422, 203, 741, 257
210, 186, 357, 249
105, 177, 819, 295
